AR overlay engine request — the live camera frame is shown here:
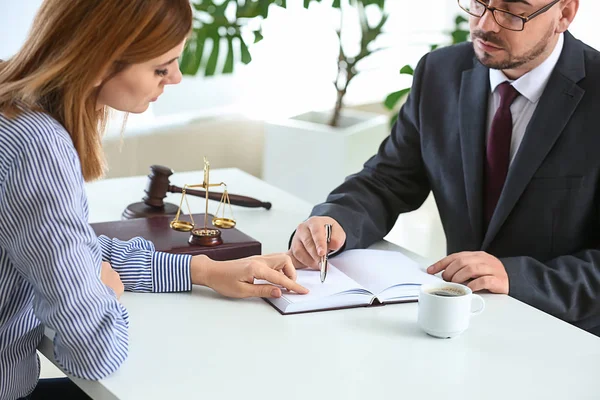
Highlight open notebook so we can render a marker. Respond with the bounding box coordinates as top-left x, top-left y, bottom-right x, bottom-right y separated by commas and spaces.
264, 249, 442, 315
